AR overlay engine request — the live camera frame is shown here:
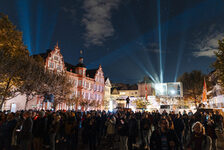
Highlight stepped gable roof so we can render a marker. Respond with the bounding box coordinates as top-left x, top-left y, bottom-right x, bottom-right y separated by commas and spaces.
86, 69, 97, 78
